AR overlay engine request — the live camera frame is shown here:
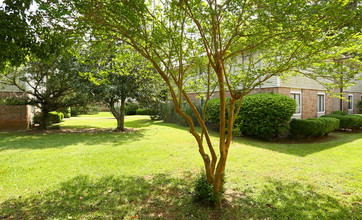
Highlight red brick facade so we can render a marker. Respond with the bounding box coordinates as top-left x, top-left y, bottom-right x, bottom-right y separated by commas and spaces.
0, 92, 32, 130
